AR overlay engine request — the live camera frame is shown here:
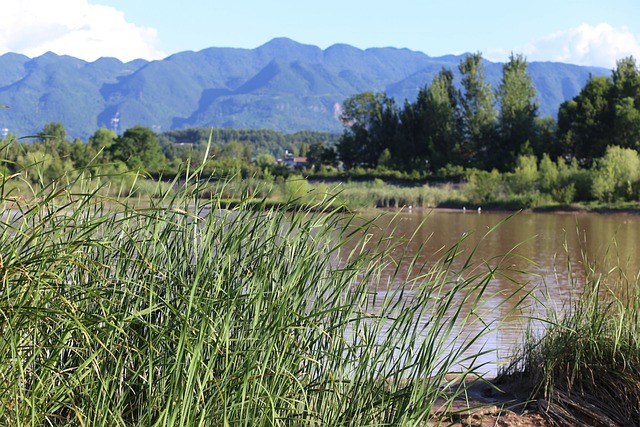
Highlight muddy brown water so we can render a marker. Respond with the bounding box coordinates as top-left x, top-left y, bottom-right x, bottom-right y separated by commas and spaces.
342, 208, 640, 376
